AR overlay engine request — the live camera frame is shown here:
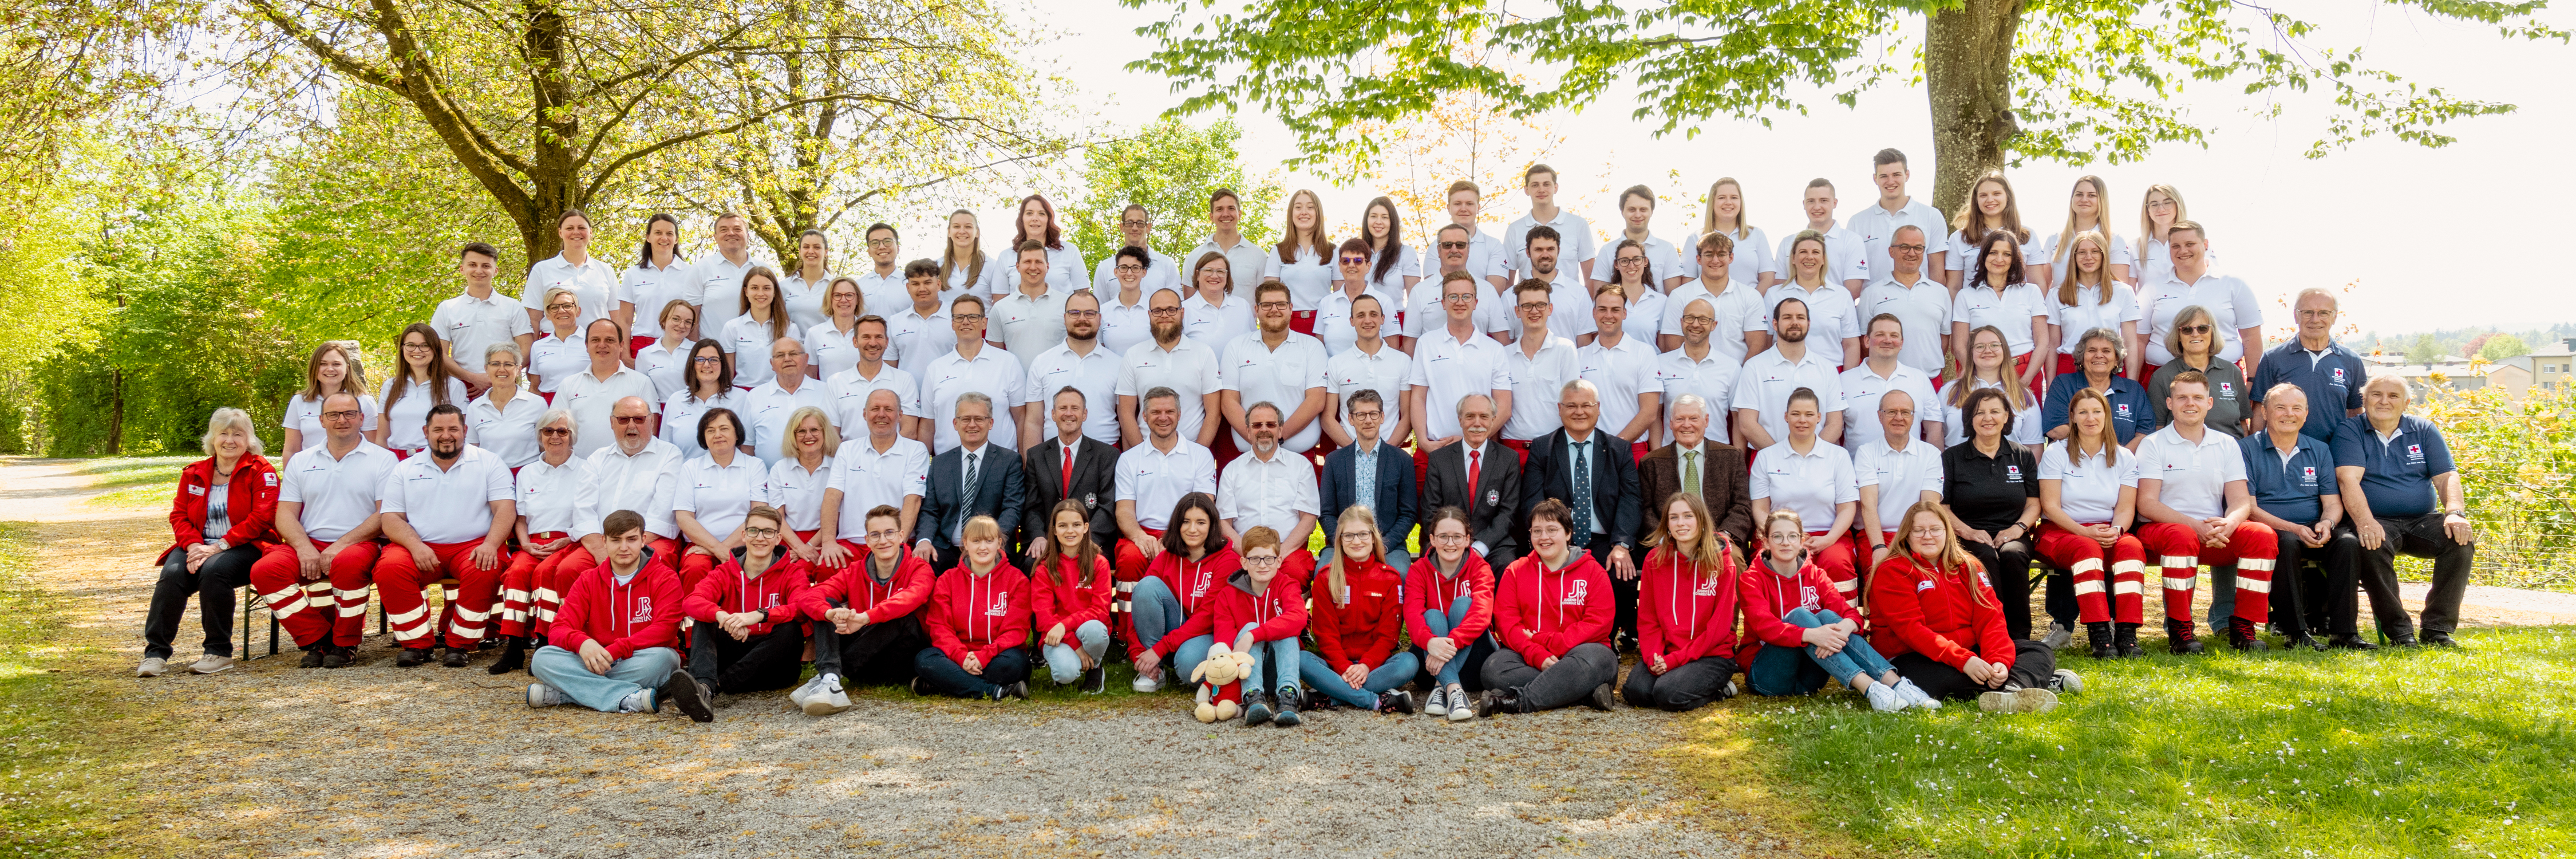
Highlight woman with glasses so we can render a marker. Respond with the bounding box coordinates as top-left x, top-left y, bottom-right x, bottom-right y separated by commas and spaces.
1942, 326, 2045, 447
1737, 510, 1930, 711
2131, 184, 2200, 286
465, 342, 547, 470
1405, 506, 1496, 721
661, 339, 737, 459
674, 407, 768, 592
1601, 239, 1669, 345
1317, 238, 1397, 356
488, 407, 595, 675
805, 277, 868, 380
1608, 184, 1687, 292
524, 287, 590, 404
1298, 507, 1419, 714
2146, 305, 2251, 437
1151, 526, 1309, 726
1180, 252, 1254, 348
281, 342, 378, 463
371, 323, 470, 458
635, 300, 702, 401
1873, 501, 2079, 712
